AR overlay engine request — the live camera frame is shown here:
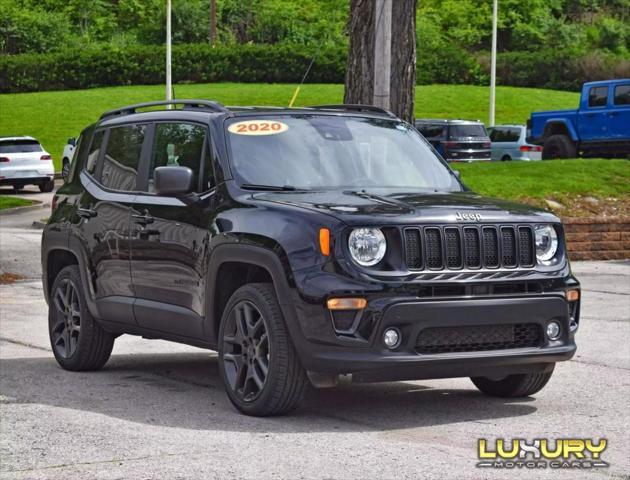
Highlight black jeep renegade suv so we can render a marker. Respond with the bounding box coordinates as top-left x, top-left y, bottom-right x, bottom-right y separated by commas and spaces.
42, 100, 580, 416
